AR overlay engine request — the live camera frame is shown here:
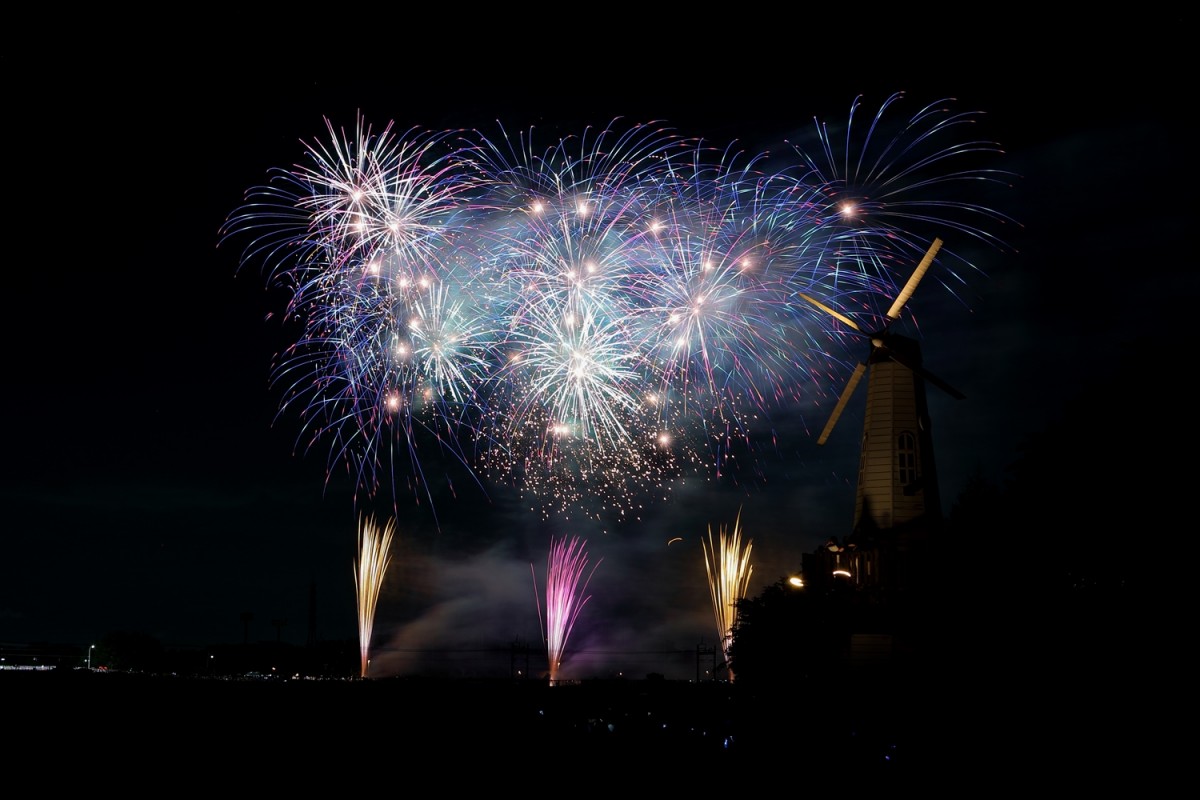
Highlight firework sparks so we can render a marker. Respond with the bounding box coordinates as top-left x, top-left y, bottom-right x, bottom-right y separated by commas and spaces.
354, 513, 397, 678
702, 507, 754, 681
532, 535, 601, 685
221, 95, 1015, 522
